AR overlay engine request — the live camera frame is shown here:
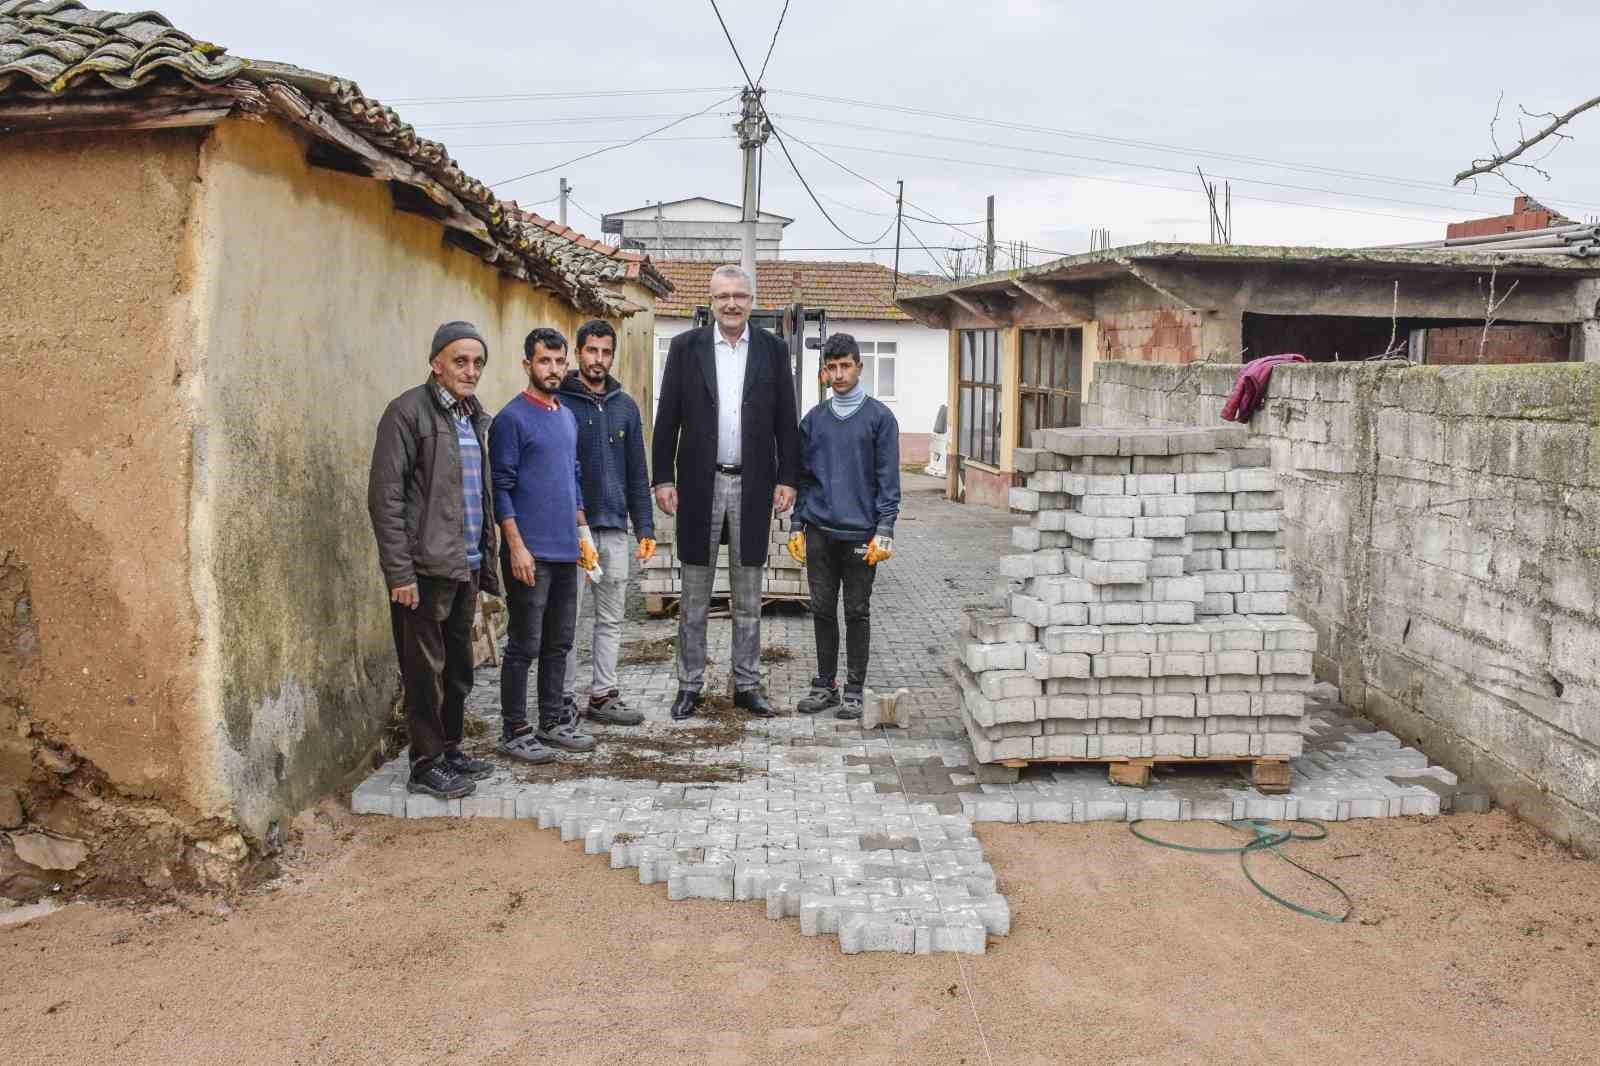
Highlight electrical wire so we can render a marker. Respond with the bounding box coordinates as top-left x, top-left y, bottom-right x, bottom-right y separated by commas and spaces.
772, 111, 1522, 218
383, 86, 741, 105
489, 93, 738, 188
415, 112, 729, 131
705, 0, 891, 246
450, 135, 729, 149
755, 0, 791, 87
901, 219, 957, 280
772, 89, 1600, 216
800, 137, 1462, 225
